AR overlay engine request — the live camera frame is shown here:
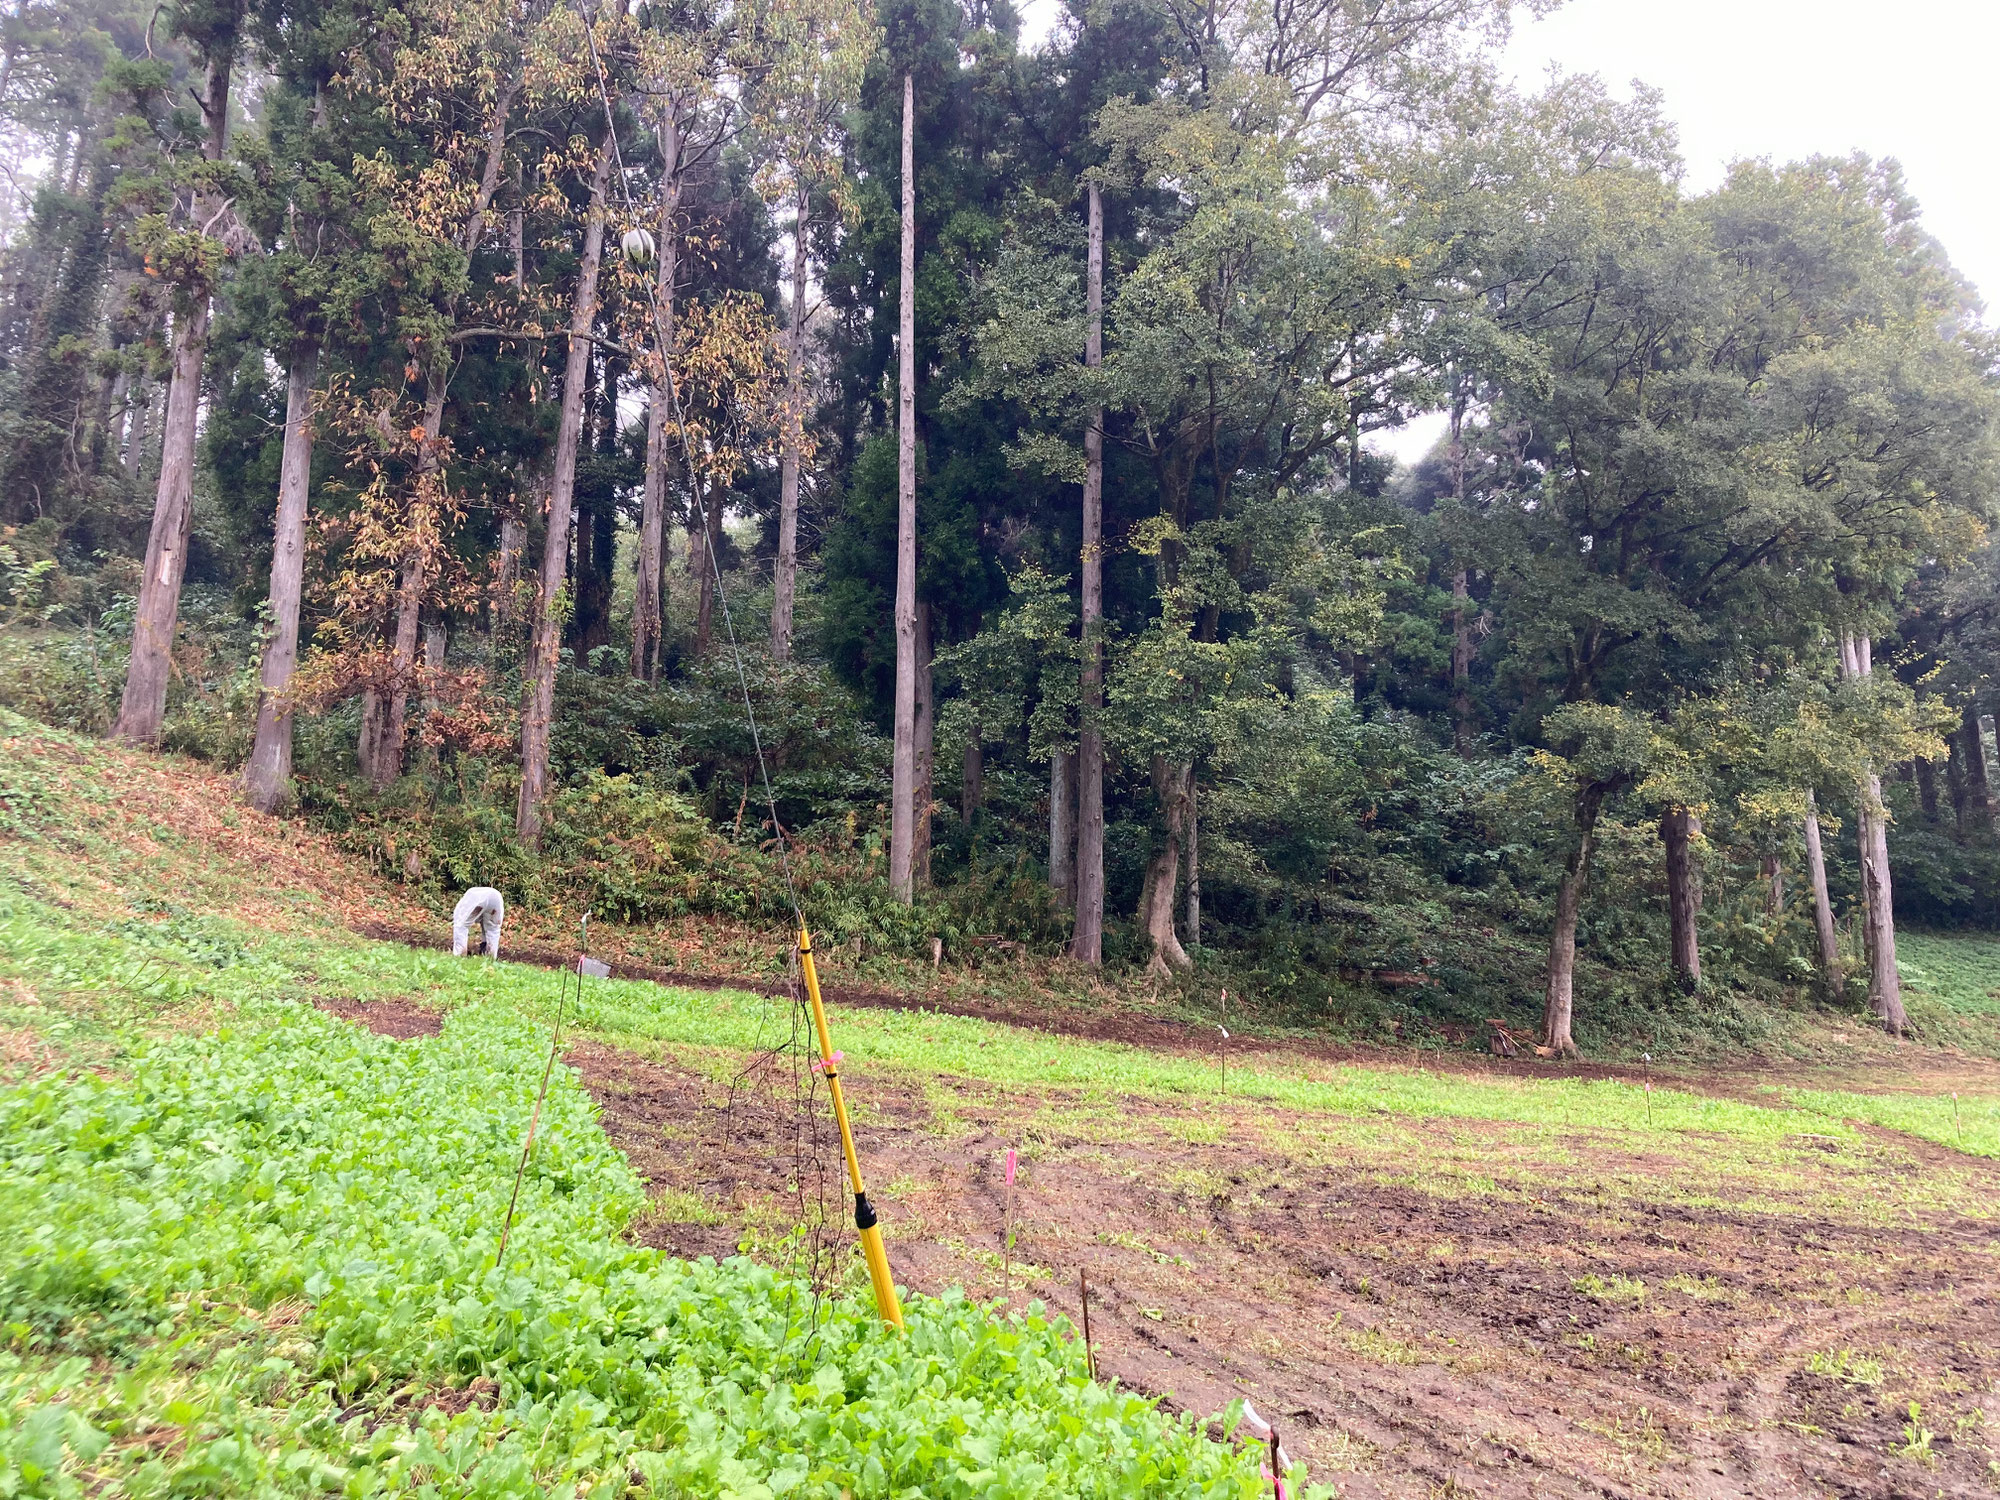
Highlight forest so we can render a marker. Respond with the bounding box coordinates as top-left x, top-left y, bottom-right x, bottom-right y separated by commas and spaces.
4, 0, 1999, 1058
